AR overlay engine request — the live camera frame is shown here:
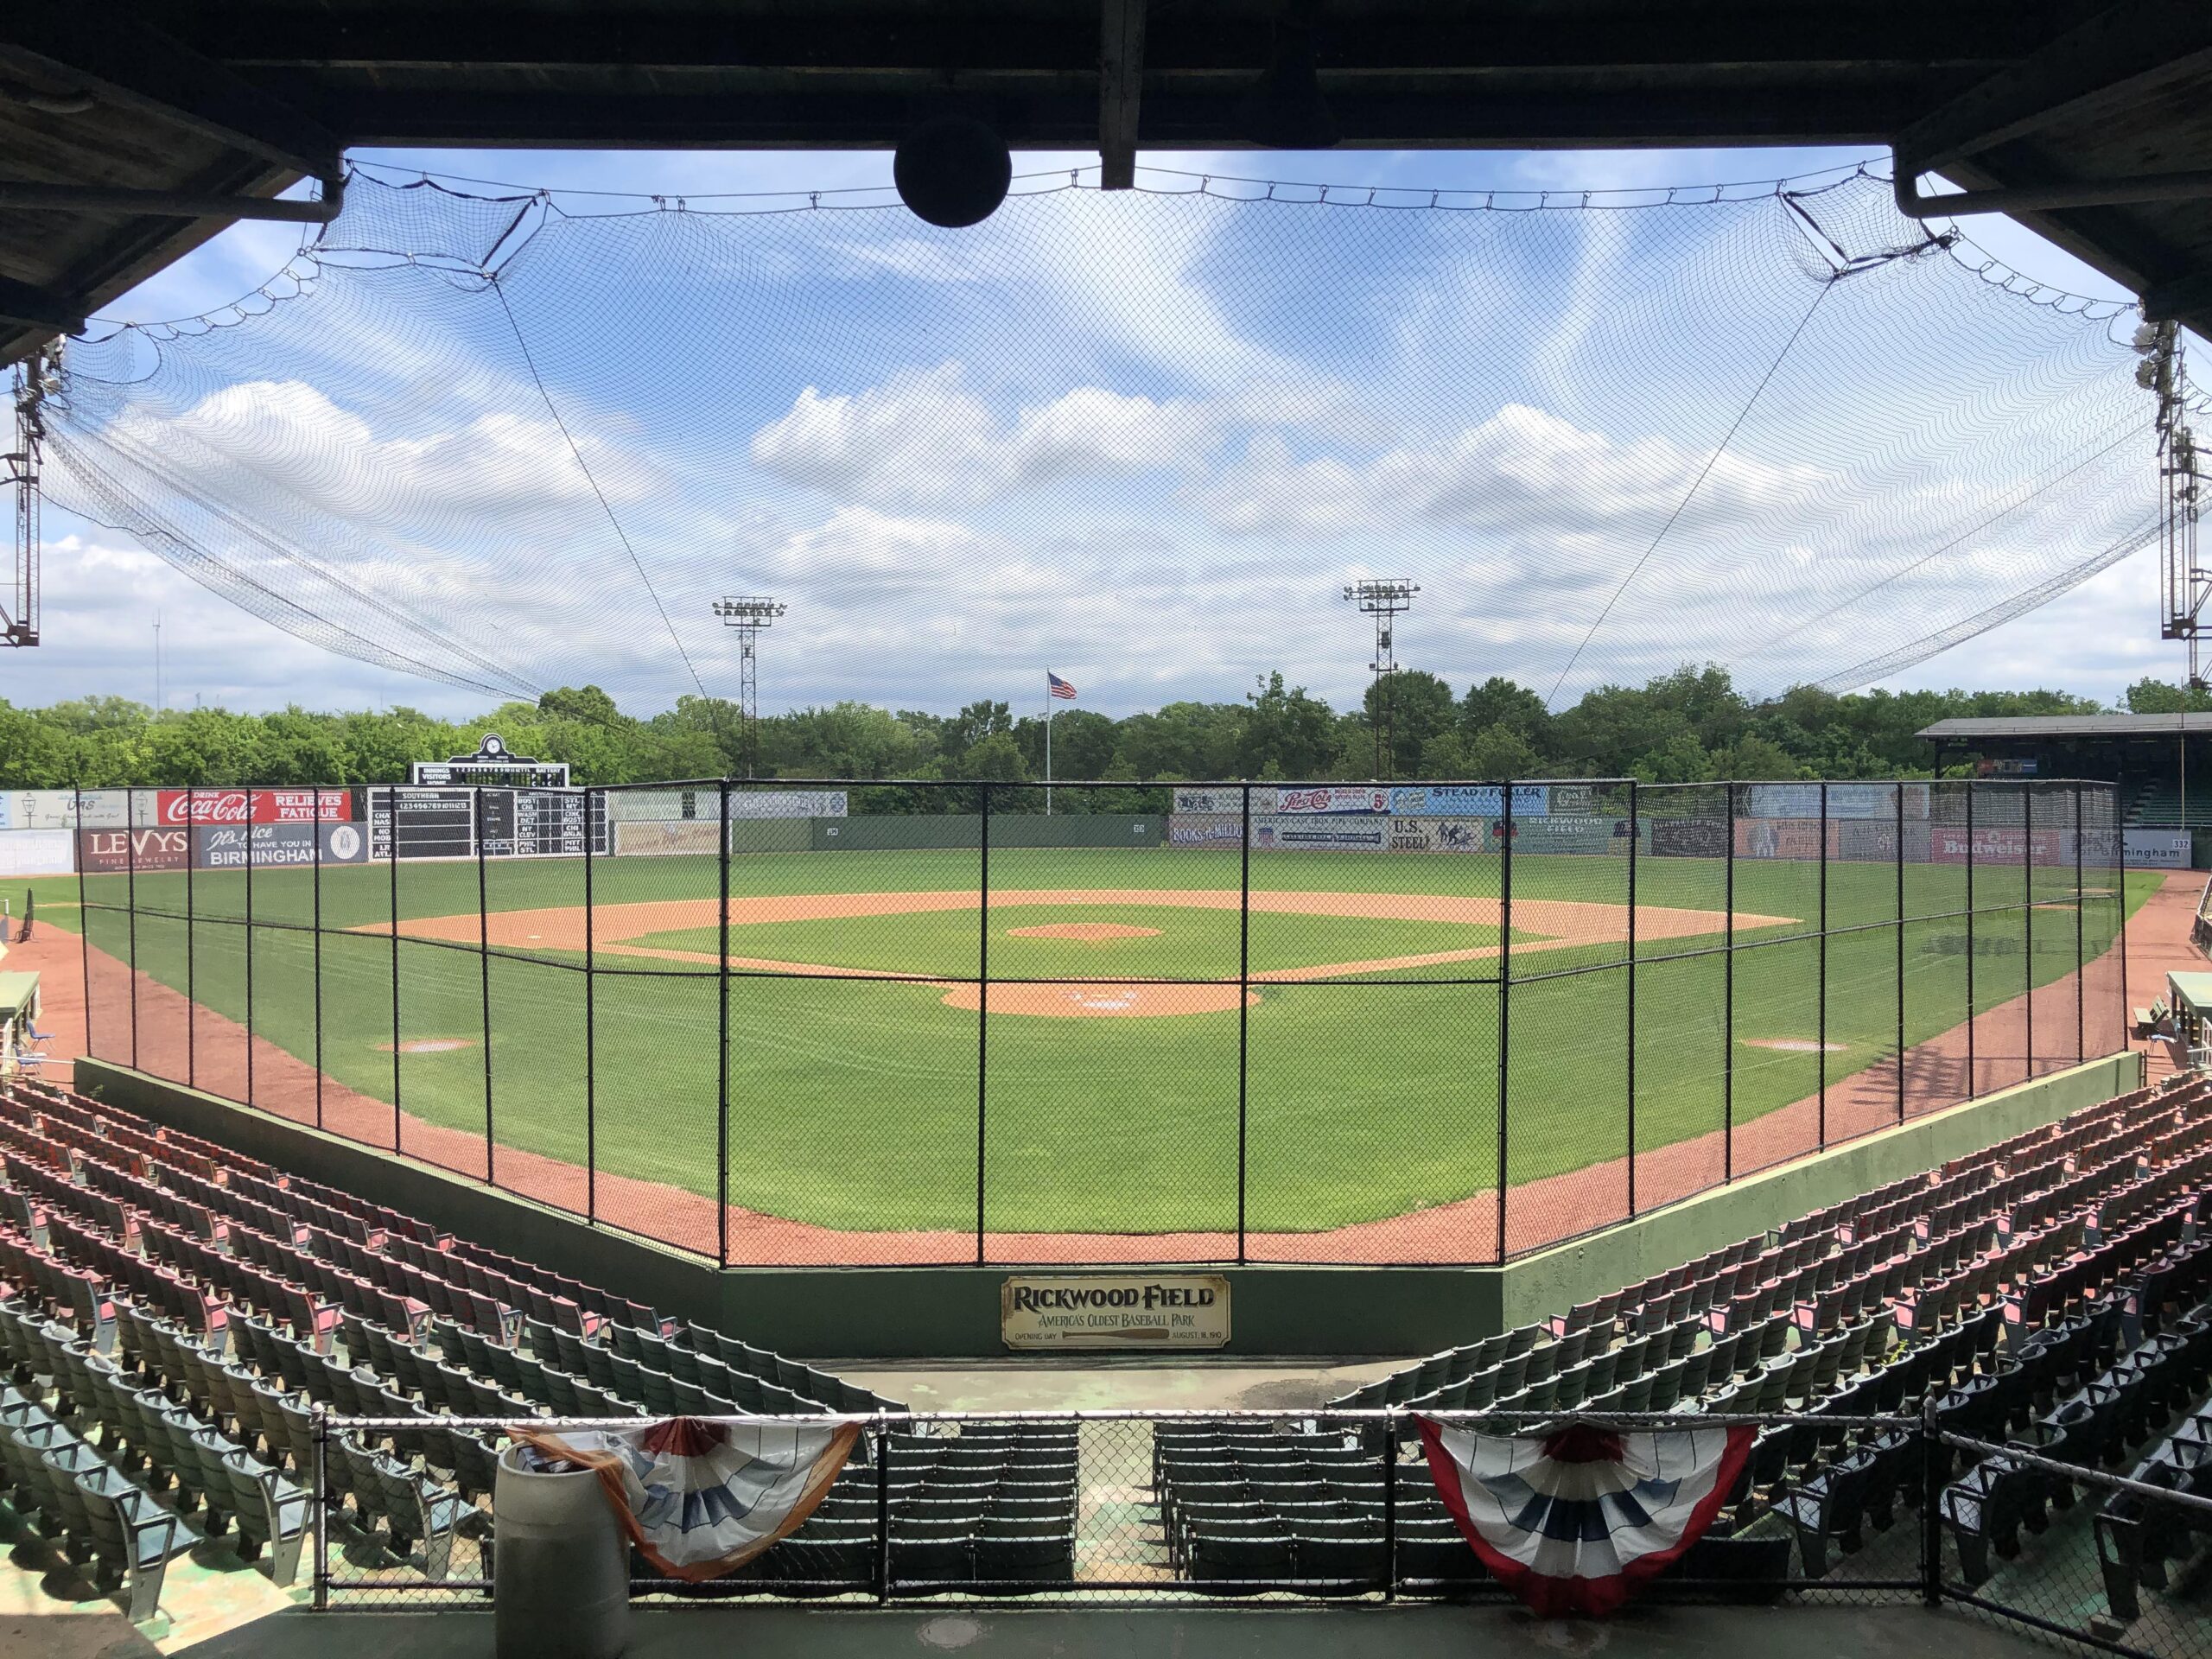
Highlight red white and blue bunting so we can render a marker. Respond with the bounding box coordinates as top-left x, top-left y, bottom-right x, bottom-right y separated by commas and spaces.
1417, 1416, 1753, 1616
513, 1416, 860, 1582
